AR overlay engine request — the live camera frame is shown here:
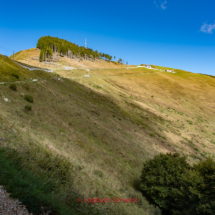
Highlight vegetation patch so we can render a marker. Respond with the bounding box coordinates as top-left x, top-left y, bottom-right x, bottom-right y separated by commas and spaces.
139, 153, 215, 215
94, 170, 104, 178
24, 95, 33, 103
9, 83, 17, 91
0, 146, 104, 215
11, 73, 19, 79
37, 36, 113, 61
24, 104, 32, 111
